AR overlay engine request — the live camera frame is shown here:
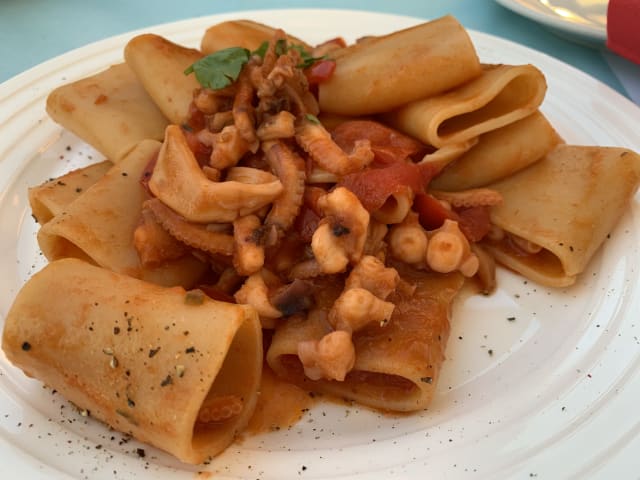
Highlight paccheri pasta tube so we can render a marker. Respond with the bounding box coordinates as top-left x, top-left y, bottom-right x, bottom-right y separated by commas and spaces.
28, 160, 113, 225
201, 19, 311, 53
318, 15, 482, 116
1, 258, 263, 464
46, 63, 169, 163
430, 111, 563, 190
37, 139, 207, 288
483, 145, 640, 287
124, 34, 203, 124
386, 63, 546, 148
267, 268, 464, 411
